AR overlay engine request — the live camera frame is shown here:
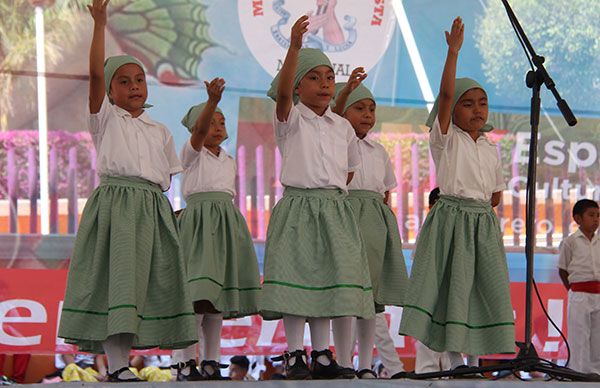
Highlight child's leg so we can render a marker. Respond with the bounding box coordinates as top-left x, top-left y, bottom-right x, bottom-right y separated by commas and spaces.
568, 292, 591, 372
590, 307, 600, 373
102, 333, 135, 377
356, 317, 376, 372
466, 354, 479, 367
447, 351, 465, 369
201, 313, 223, 361
308, 318, 332, 365
374, 313, 404, 375
283, 314, 305, 351
331, 317, 354, 368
